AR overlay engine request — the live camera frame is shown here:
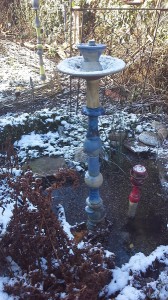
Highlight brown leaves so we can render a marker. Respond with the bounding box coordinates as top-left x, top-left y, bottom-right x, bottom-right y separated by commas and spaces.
0, 153, 113, 299
73, 230, 87, 243
51, 168, 79, 189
